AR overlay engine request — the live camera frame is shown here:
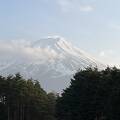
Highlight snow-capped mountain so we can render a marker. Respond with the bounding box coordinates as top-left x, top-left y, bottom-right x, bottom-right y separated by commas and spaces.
0, 36, 105, 92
